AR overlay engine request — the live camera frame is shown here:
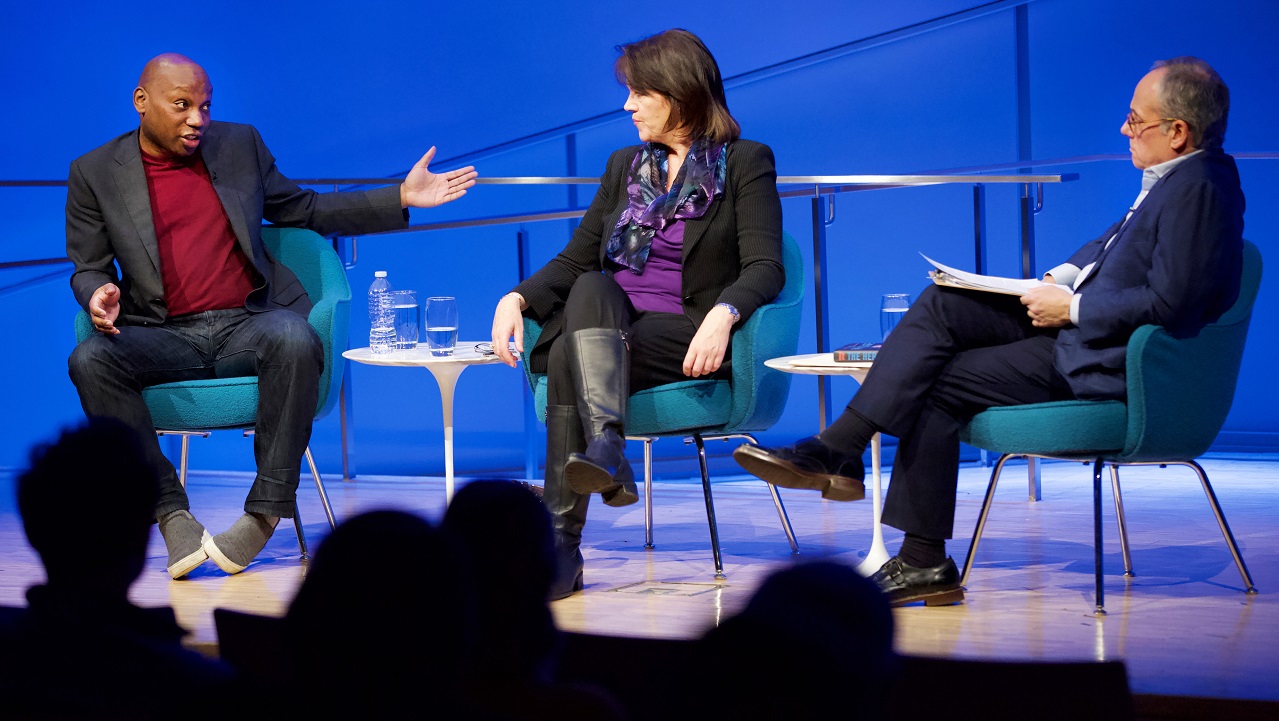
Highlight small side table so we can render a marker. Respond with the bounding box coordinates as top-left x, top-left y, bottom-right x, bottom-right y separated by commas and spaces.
343, 343, 508, 504
764, 353, 889, 576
